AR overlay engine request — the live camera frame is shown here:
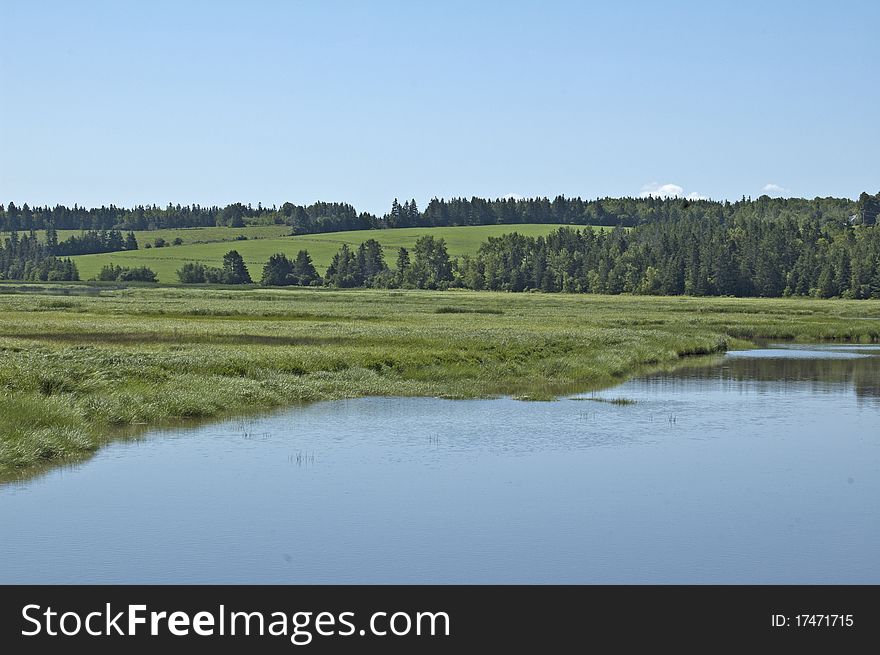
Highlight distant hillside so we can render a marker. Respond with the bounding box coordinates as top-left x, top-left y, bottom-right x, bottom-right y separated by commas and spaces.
2, 193, 872, 235
70, 224, 605, 283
